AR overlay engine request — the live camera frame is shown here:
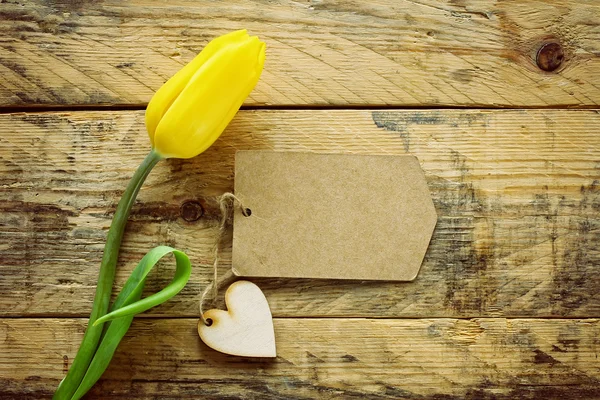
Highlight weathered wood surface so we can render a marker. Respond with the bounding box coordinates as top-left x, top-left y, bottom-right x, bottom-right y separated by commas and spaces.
1, 109, 599, 318
1, 318, 599, 399
1, 0, 599, 107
